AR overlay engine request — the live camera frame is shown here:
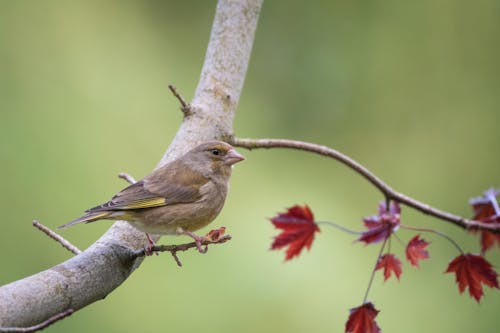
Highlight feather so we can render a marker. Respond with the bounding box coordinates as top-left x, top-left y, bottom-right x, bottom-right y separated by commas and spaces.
58, 211, 113, 229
